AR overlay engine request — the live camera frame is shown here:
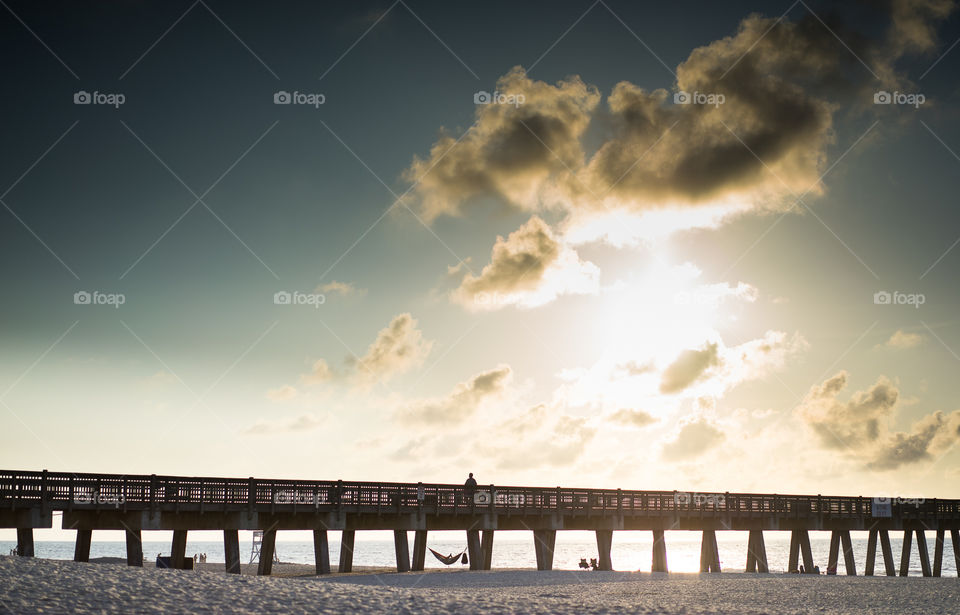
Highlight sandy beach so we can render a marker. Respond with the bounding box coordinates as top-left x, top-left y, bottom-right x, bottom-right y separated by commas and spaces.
1, 556, 957, 614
